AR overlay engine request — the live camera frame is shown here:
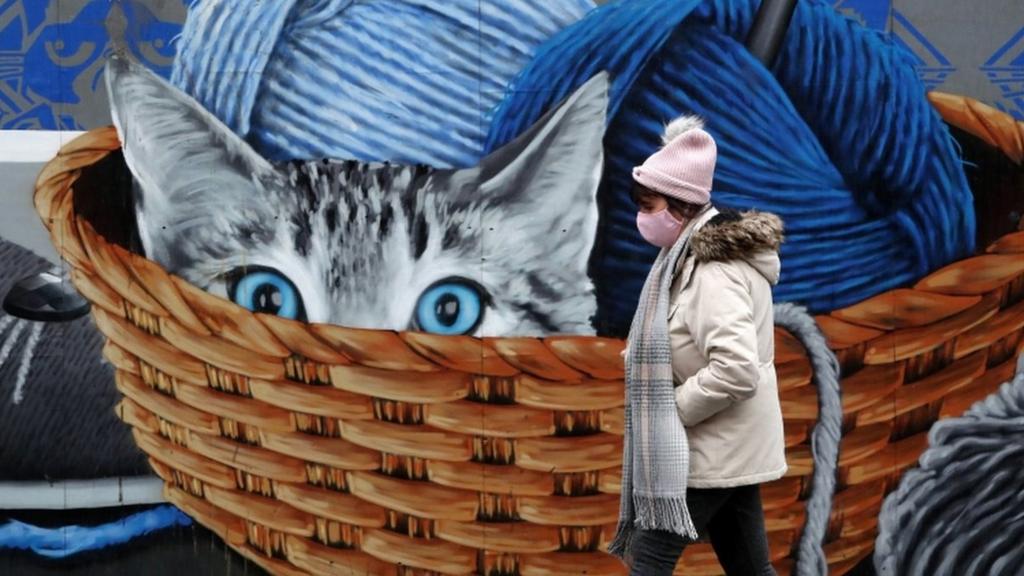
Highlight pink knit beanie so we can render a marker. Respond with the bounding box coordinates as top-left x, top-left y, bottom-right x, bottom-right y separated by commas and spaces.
632, 115, 717, 205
